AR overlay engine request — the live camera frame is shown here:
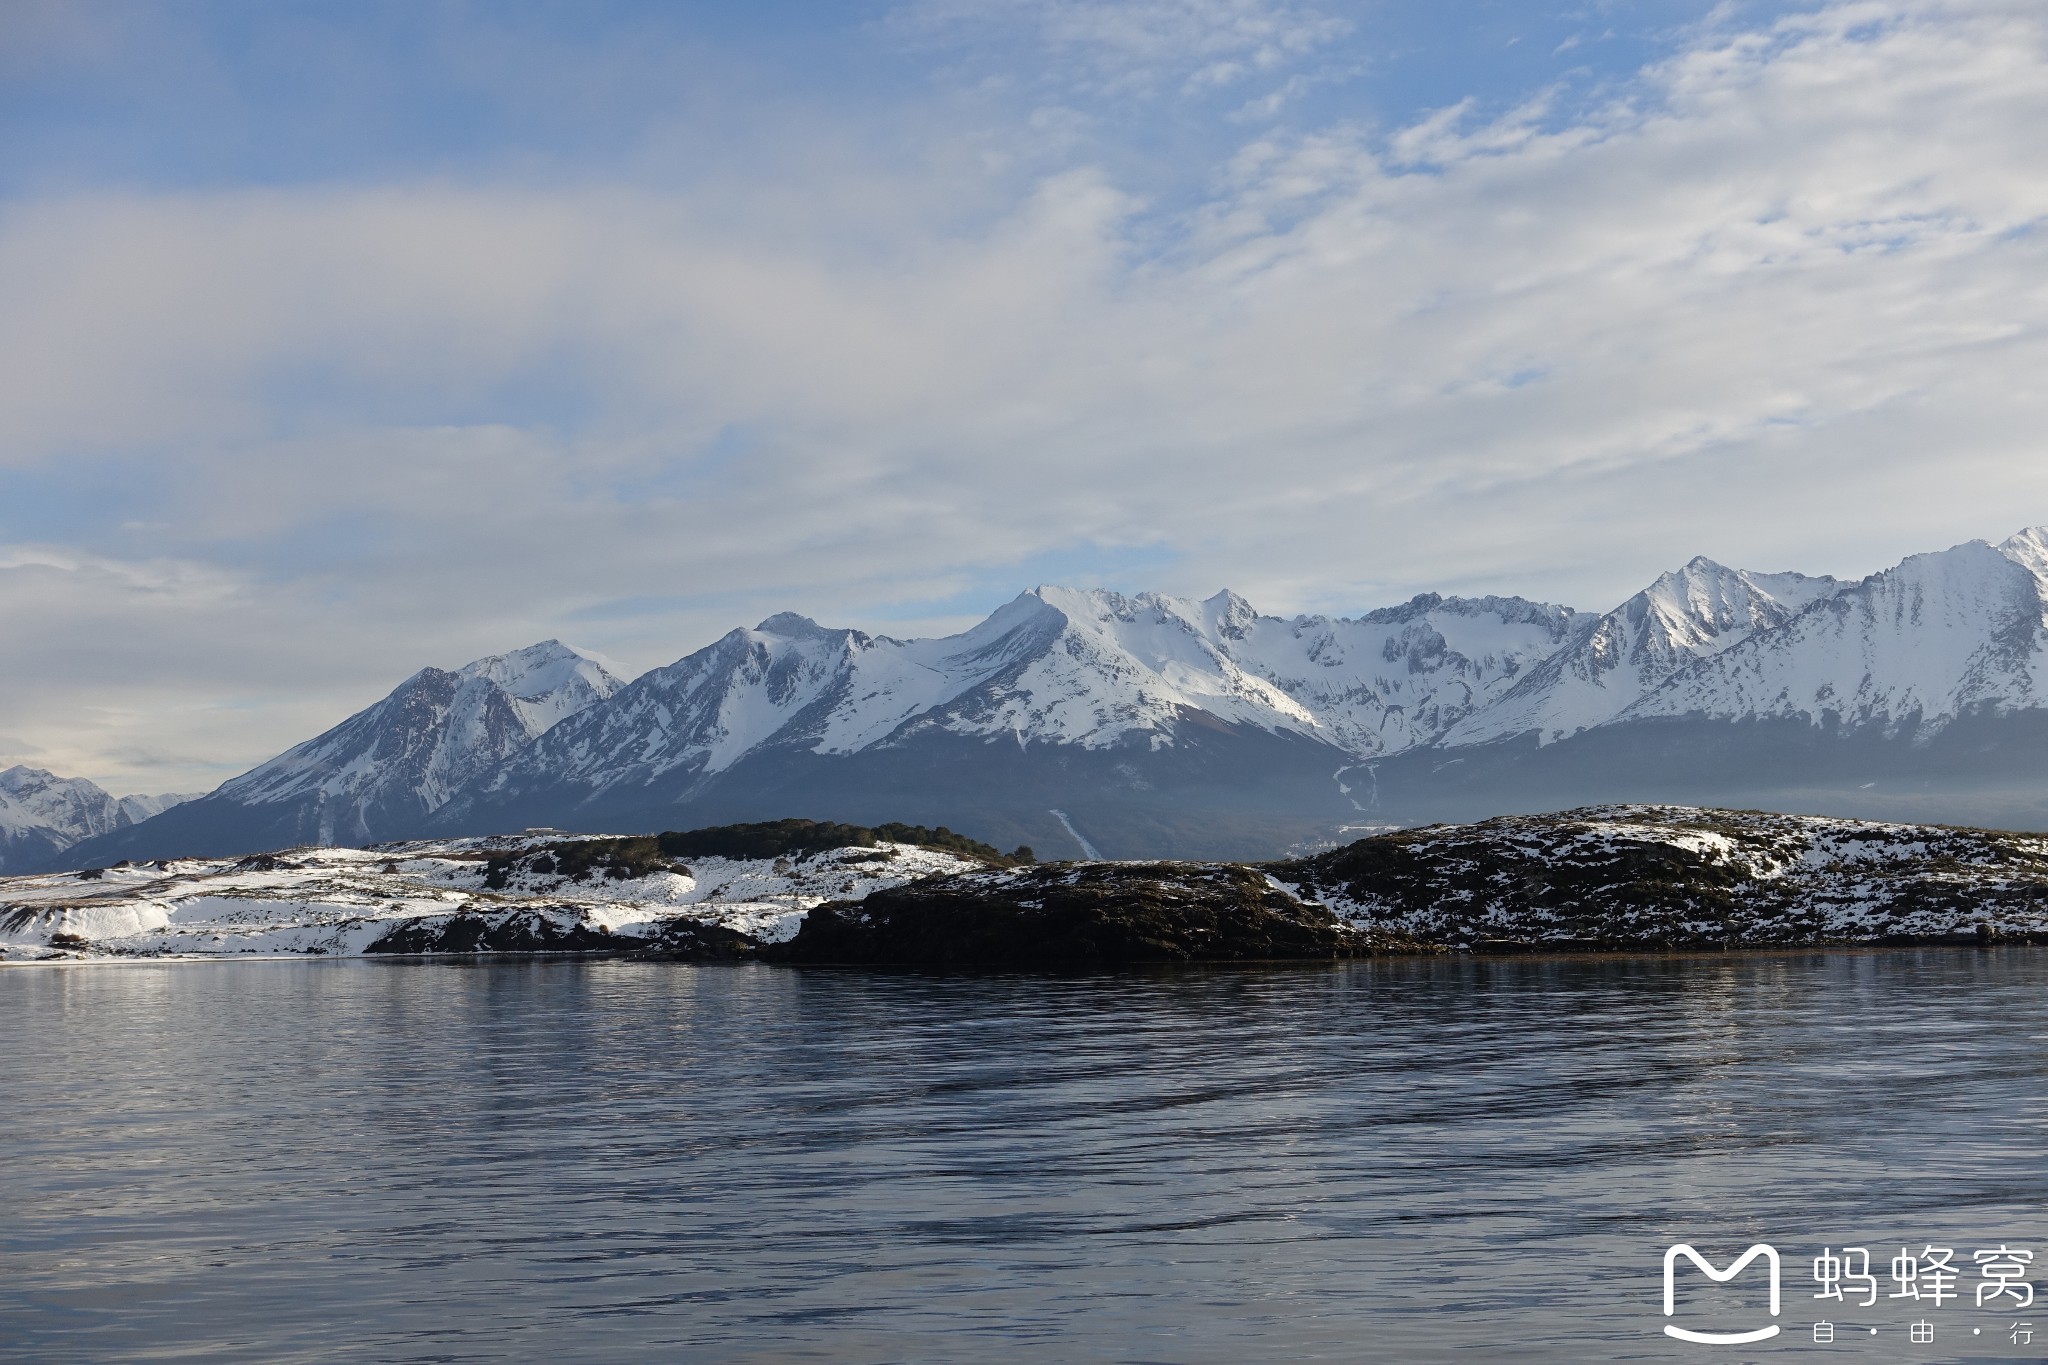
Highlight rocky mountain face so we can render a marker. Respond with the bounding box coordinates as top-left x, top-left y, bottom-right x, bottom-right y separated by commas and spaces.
1443, 558, 1844, 745
426, 586, 1593, 846
60, 642, 622, 867
212, 640, 623, 819
1616, 540, 2047, 730
0, 767, 200, 874
54, 525, 2048, 865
